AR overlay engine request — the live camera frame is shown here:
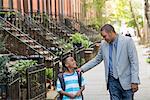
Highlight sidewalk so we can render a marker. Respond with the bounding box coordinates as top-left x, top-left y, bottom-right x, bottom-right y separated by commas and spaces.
83, 39, 150, 100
